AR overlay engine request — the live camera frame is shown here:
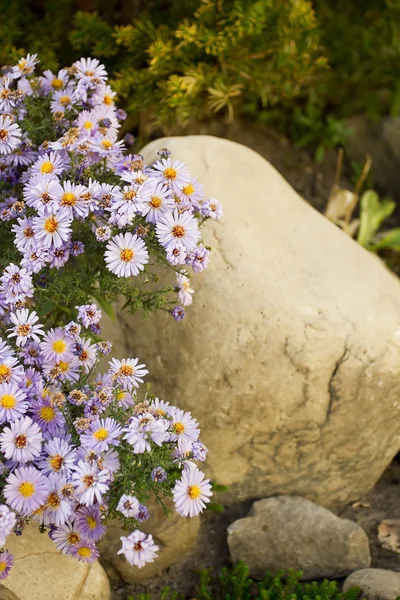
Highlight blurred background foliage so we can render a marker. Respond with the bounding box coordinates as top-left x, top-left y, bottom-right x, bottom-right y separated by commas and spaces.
1, 0, 400, 152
